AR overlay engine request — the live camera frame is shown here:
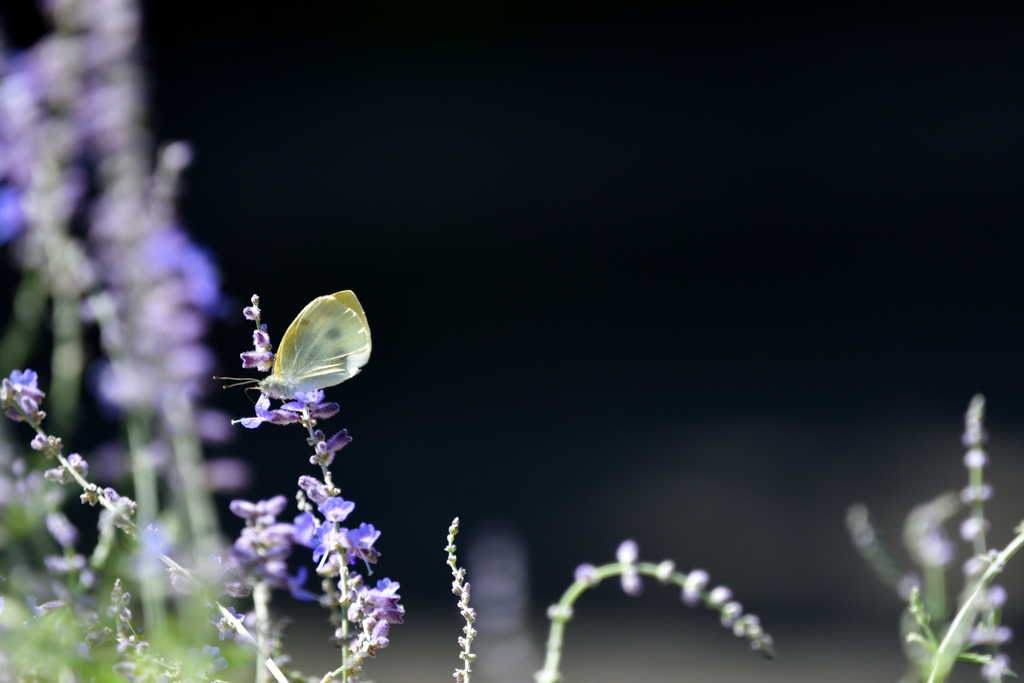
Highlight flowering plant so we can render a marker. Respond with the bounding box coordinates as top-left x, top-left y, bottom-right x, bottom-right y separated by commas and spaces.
0, 2, 776, 681
848, 395, 1024, 683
